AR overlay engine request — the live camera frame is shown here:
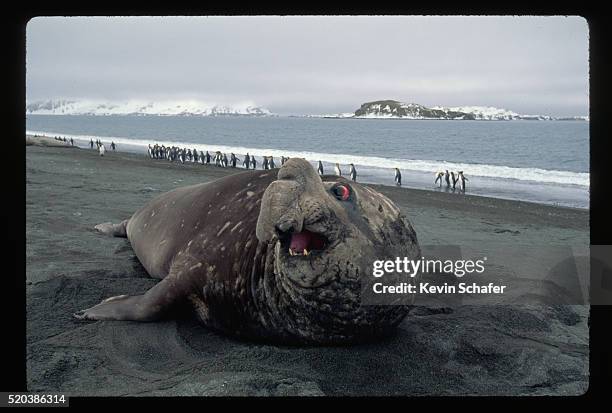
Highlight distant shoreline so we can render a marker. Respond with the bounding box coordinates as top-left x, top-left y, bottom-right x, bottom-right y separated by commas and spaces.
302, 116, 589, 121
